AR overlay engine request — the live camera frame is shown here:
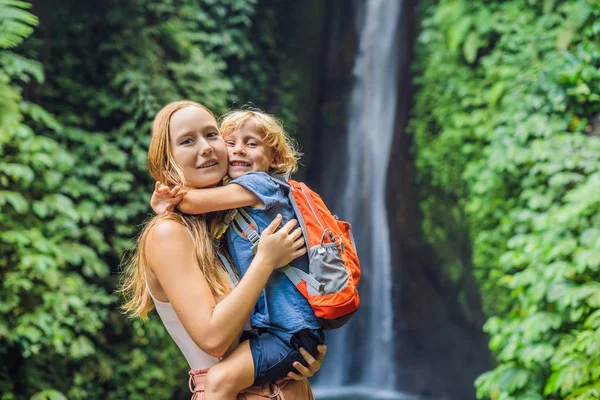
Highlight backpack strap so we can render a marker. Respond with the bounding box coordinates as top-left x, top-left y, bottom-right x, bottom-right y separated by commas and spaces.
212, 210, 242, 286
232, 208, 261, 254
279, 265, 324, 293
214, 209, 238, 240
270, 174, 291, 189
231, 209, 323, 292
229, 180, 324, 293
219, 248, 240, 286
